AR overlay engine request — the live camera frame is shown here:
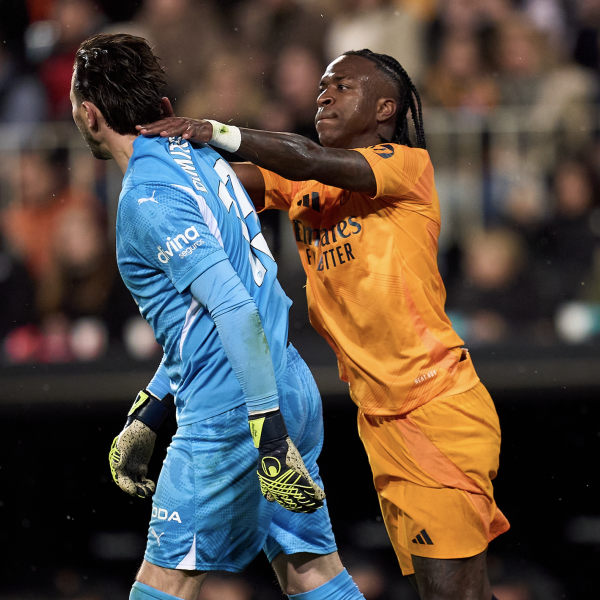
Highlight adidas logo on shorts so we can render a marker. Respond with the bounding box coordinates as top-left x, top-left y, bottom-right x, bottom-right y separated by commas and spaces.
412, 529, 434, 545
